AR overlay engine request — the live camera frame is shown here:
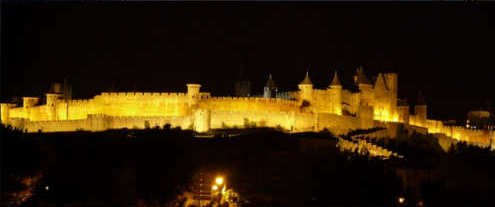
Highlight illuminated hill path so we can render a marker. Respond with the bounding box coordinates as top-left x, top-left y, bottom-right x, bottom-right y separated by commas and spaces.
337, 134, 403, 159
